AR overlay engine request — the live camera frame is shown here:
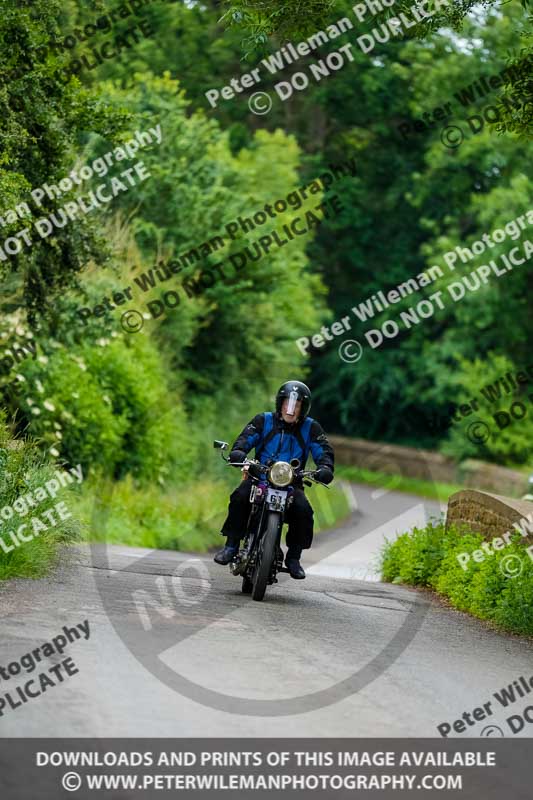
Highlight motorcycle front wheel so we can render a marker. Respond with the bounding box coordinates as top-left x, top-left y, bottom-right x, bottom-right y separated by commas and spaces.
252, 511, 280, 602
